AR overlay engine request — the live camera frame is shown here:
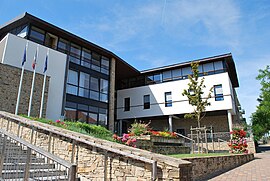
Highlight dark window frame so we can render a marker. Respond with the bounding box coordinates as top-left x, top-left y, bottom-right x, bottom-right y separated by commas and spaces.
165, 92, 172, 107
124, 97, 130, 111
214, 84, 224, 101
143, 95, 150, 109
